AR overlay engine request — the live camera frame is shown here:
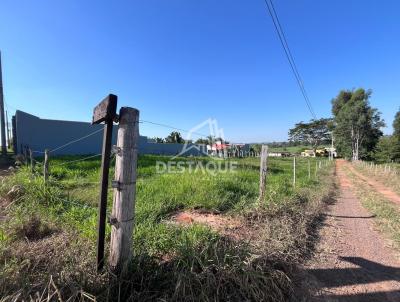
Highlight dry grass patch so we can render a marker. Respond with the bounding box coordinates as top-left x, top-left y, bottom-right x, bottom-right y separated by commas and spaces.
13, 216, 55, 241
